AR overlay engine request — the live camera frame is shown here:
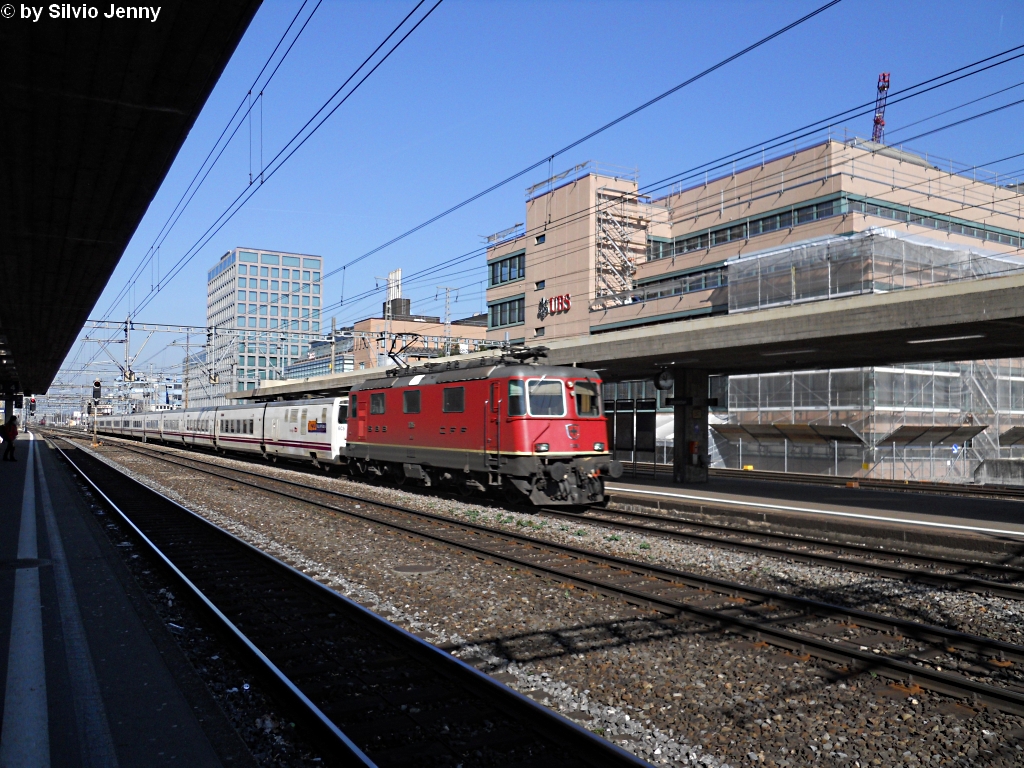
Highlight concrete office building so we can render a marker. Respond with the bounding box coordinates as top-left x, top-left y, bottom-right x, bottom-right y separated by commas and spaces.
202, 247, 324, 404
485, 137, 1024, 478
